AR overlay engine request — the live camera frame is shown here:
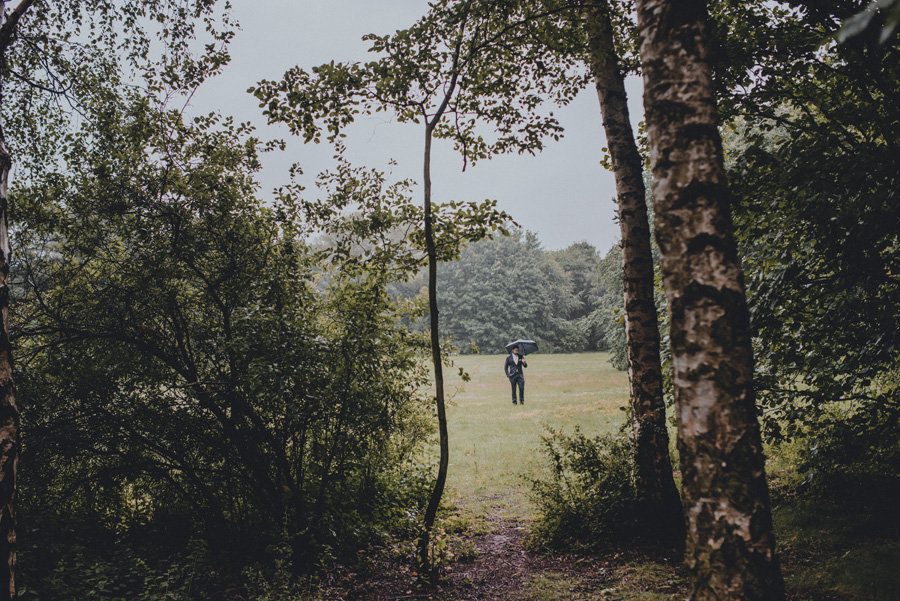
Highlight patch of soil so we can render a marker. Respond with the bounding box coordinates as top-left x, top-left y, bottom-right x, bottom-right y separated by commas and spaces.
318, 511, 676, 601
435, 518, 610, 600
